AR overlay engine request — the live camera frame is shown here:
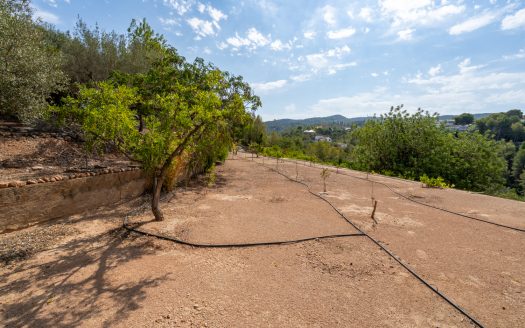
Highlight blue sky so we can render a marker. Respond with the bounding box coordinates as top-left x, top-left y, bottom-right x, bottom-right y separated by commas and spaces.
31, 0, 525, 120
